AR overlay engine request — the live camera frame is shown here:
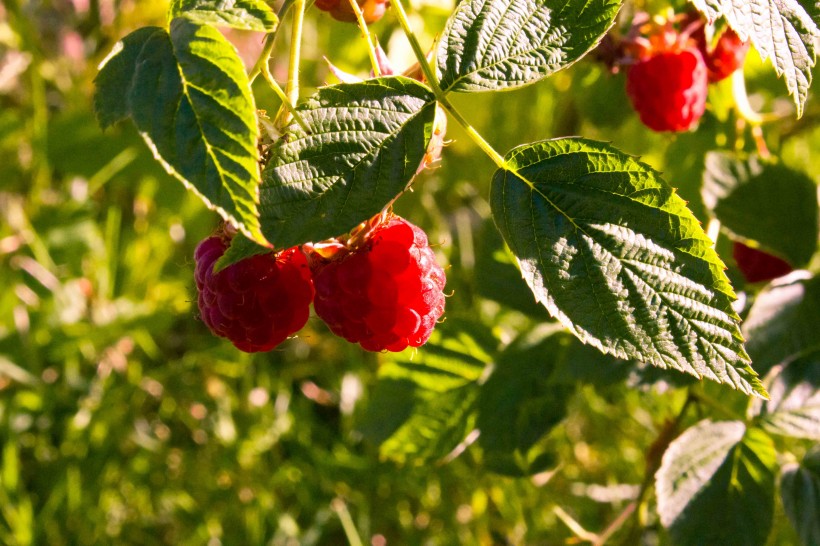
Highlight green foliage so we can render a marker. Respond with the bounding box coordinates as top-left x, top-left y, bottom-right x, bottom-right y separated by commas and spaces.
490, 138, 762, 395
743, 275, 820, 375
168, 0, 279, 30
95, 19, 266, 246
690, 0, 819, 116
4, 0, 820, 542
656, 421, 777, 546
702, 152, 818, 267
750, 354, 820, 440
781, 447, 820, 546
436, 0, 620, 92
259, 77, 437, 249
